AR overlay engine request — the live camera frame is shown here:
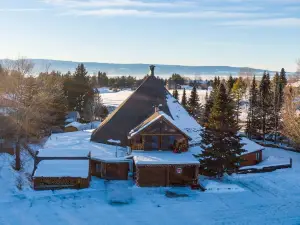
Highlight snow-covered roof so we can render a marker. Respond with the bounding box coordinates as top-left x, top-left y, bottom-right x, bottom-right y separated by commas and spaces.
166, 94, 203, 144
66, 111, 80, 119
189, 138, 264, 156
34, 160, 89, 178
37, 148, 90, 158
241, 137, 264, 154
65, 118, 75, 123
129, 110, 191, 139
132, 151, 200, 165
